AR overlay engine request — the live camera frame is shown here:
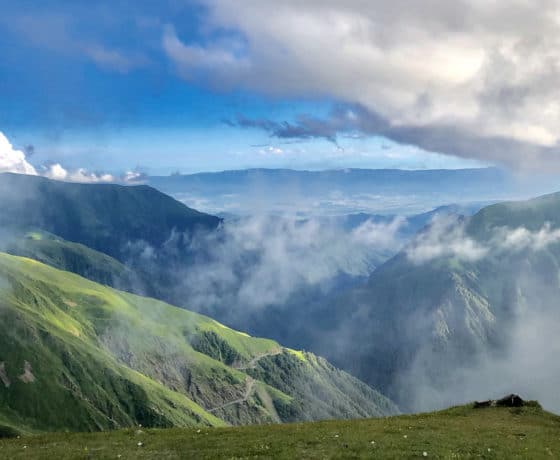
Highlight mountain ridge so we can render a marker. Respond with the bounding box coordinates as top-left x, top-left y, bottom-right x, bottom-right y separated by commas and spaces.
0, 172, 221, 263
